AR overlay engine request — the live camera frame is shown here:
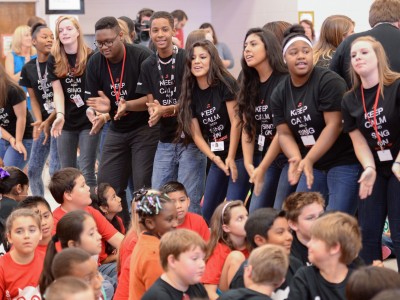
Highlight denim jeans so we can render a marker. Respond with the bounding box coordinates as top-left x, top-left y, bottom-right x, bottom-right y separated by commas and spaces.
249, 153, 297, 212
0, 139, 33, 169
296, 163, 361, 215
56, 129, 100, 187
97, 125, 159, 225
202, 157, 251, 223
28, 131, 60, 196
358, 173, 400, 269
152, 142, 207, 215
